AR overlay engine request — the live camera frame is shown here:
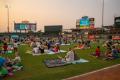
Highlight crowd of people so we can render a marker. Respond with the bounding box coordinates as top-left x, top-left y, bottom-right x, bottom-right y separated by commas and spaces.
0, 35, 120, 79
0, 38, 23, 78
93, 40, 120, 60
